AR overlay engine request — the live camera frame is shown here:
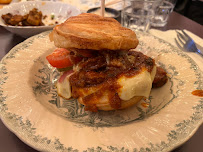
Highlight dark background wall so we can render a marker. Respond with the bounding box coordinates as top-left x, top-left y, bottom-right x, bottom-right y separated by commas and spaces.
174, 0, 203, 25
